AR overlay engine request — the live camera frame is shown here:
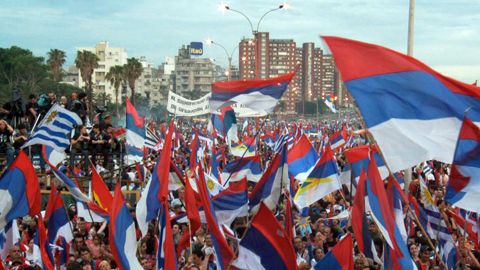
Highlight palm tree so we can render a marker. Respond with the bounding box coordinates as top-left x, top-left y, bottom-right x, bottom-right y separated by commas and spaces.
47, 49, 66, 82
75, 50, 99, 118
123, 58, 143, 105
106, 65, 124, 118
